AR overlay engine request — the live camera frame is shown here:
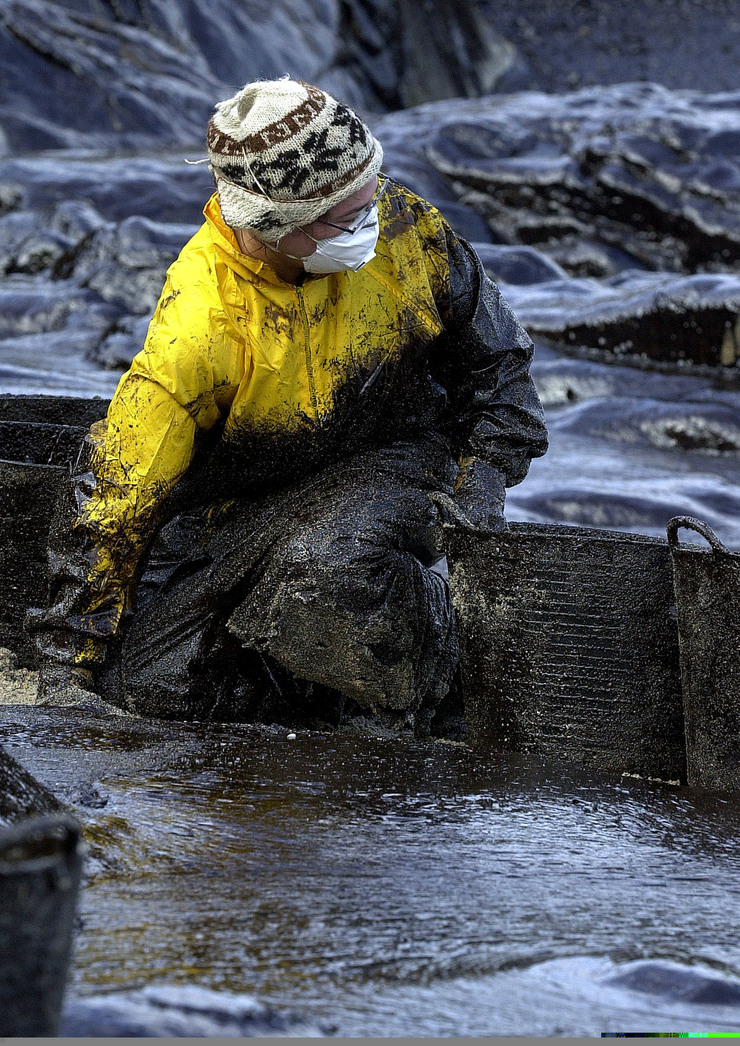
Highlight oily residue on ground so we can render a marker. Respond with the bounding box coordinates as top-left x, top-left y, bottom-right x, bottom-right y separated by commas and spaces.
4, 706, 740, 1036
2, 0, 740, 1036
